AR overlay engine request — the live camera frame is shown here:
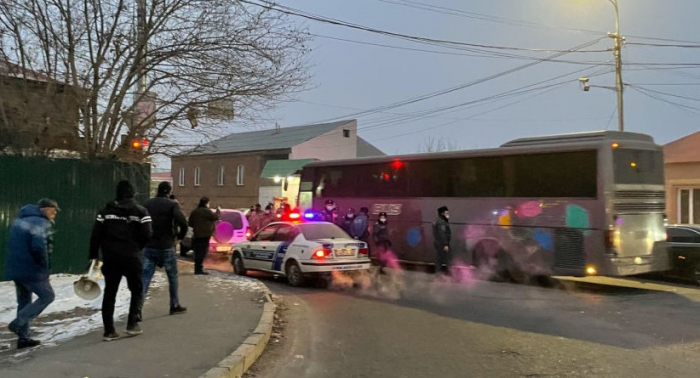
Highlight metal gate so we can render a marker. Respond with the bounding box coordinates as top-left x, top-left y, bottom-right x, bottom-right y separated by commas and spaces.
0, 156, 150, 280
